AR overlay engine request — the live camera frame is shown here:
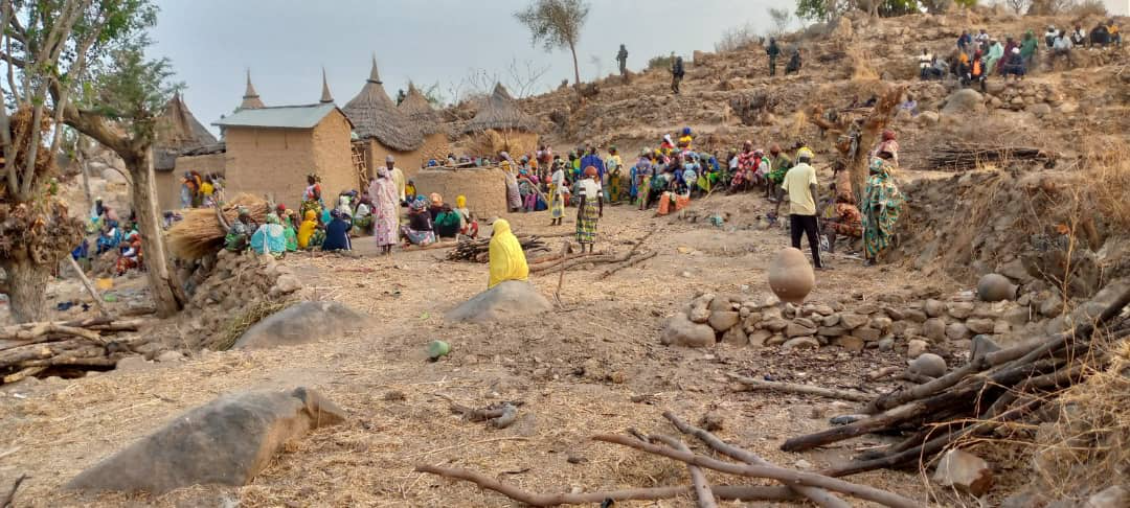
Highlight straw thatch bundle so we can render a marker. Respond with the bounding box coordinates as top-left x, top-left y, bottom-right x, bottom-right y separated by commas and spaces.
464, 83, 539, 134
398, 83, 445, 136
343, 57, 423, 152
166, 194, 270, 260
